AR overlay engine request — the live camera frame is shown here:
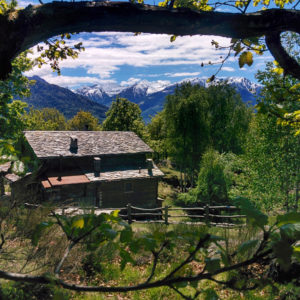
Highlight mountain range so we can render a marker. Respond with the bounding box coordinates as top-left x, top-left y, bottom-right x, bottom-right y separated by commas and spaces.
23, 76, 108, 121
22, 76, 261, 123
76, 77, 262, 122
